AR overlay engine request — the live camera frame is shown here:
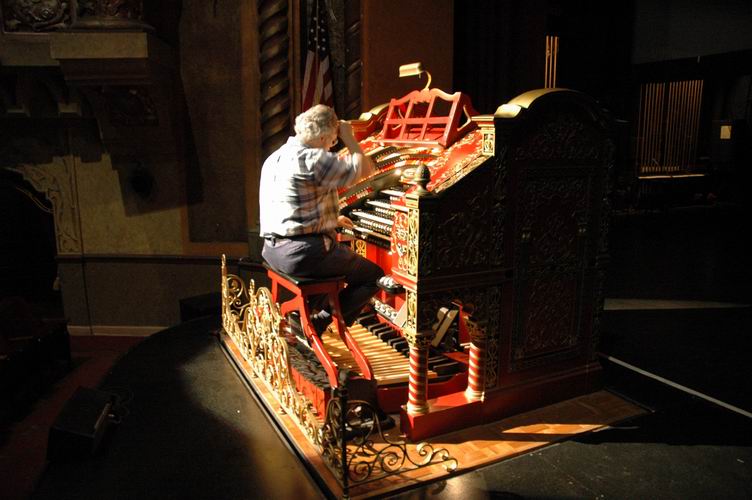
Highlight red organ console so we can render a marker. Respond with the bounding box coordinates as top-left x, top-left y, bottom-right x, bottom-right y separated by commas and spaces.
302, 87, 614, 440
